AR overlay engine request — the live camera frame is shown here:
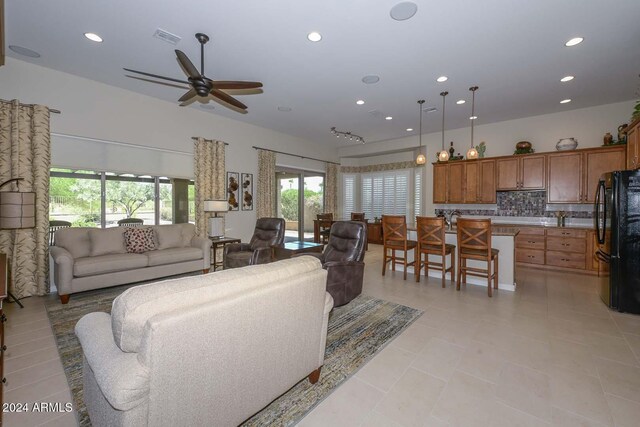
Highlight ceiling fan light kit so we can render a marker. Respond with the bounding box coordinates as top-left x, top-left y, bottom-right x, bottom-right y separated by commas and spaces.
124, 33, 263, 113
